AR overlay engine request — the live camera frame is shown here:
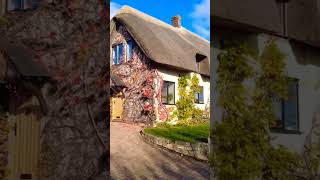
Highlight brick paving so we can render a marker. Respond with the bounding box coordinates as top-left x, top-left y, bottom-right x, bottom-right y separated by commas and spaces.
110, 122, 209, 180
